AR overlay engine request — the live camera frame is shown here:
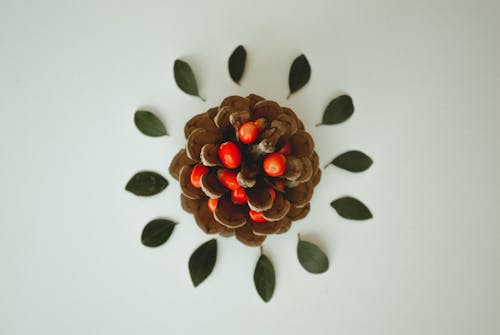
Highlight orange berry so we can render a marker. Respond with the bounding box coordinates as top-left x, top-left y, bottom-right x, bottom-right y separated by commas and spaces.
263, 152, 287, 177
218, 141, 242, 169
217, 169, 240, 190
238, 121, 259, 144
231, 187, 248, 204
208, 198, 219, 213
190, 163, 209, 188
249, 210, 267, 223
